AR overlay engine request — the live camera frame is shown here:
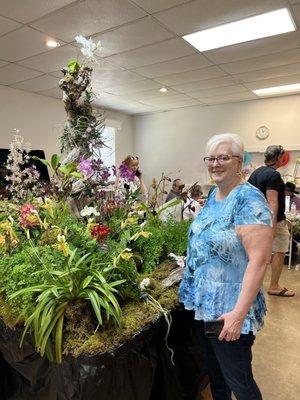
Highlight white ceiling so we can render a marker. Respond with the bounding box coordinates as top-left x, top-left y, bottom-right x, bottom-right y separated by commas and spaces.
1, 0, 300, 114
